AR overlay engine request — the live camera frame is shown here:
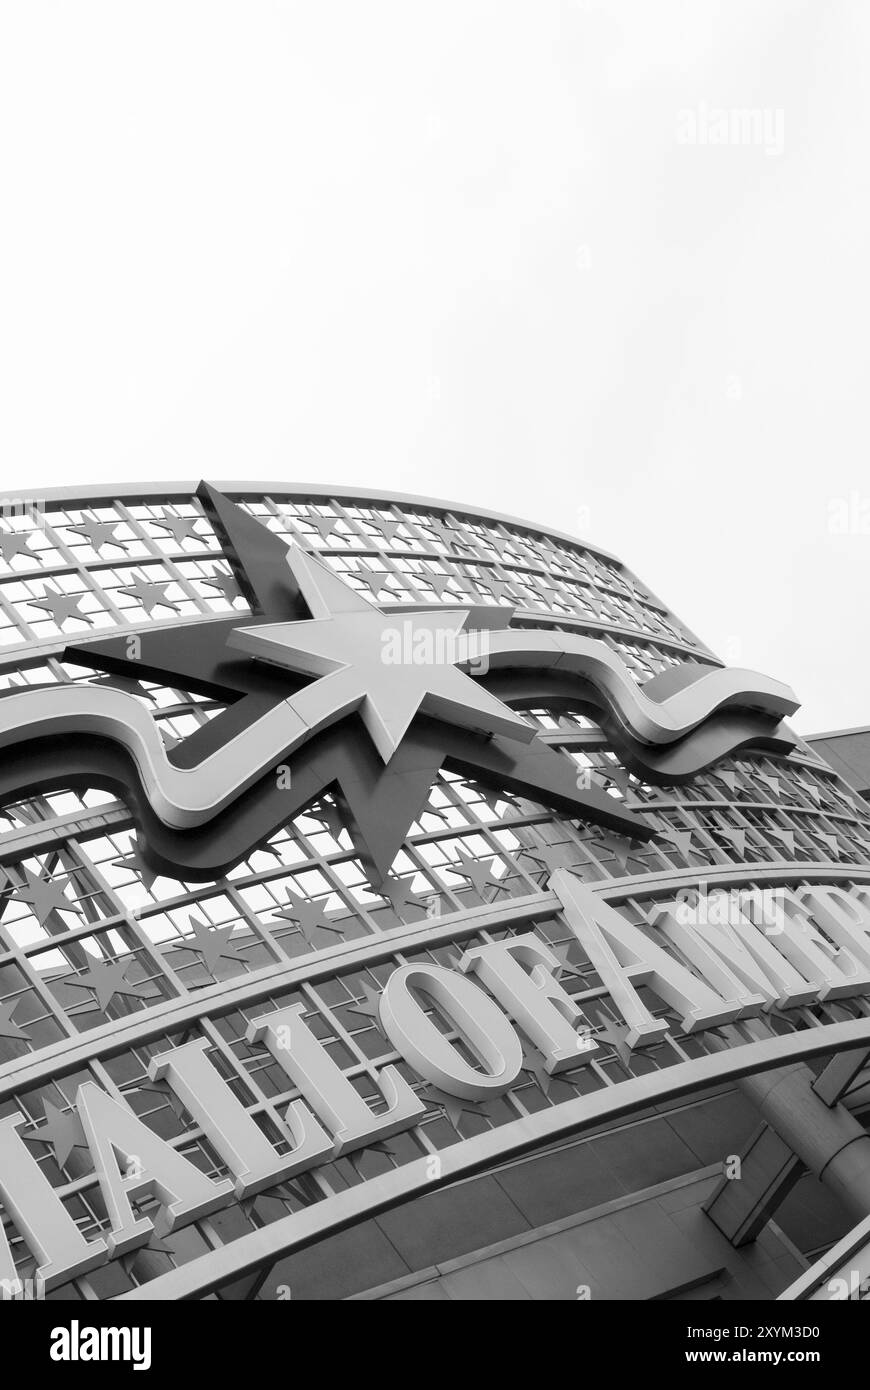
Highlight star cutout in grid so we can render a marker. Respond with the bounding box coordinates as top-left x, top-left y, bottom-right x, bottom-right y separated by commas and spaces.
654, 826, 695, 860
519, 842, 582, 881
30, 584, 93, 629
0, 999, 31, 1041
421, 571, 459, 601
0, 529, 35, 564
66, 959, 151, 1011
120, 1208, 176, 1273
97, 673, 157, 703
369, 517, 405, 546
378, 876, 427, 917
151, 510, 203, 548
587, 832, 640, 873
756, 771, 782, 798
422, 1084, 490, 1133
301, 512, 339, 545
478, 574, 518, 606
118, 572, 182, 616
716, 826, 748, 857
520, 1044, 573, 1098
344, 982, 383, 1025
178, 917, 246, 975
68, 514, 129, 555
26, 1100, 88, 1167
591, 1015, 635, 1071
1, 867, 84, 927
449, 849, 508, 900
202, 566, 243, 607
352, 567, 393, 600
311, 799, 347, 844
272, 889, 343, 946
